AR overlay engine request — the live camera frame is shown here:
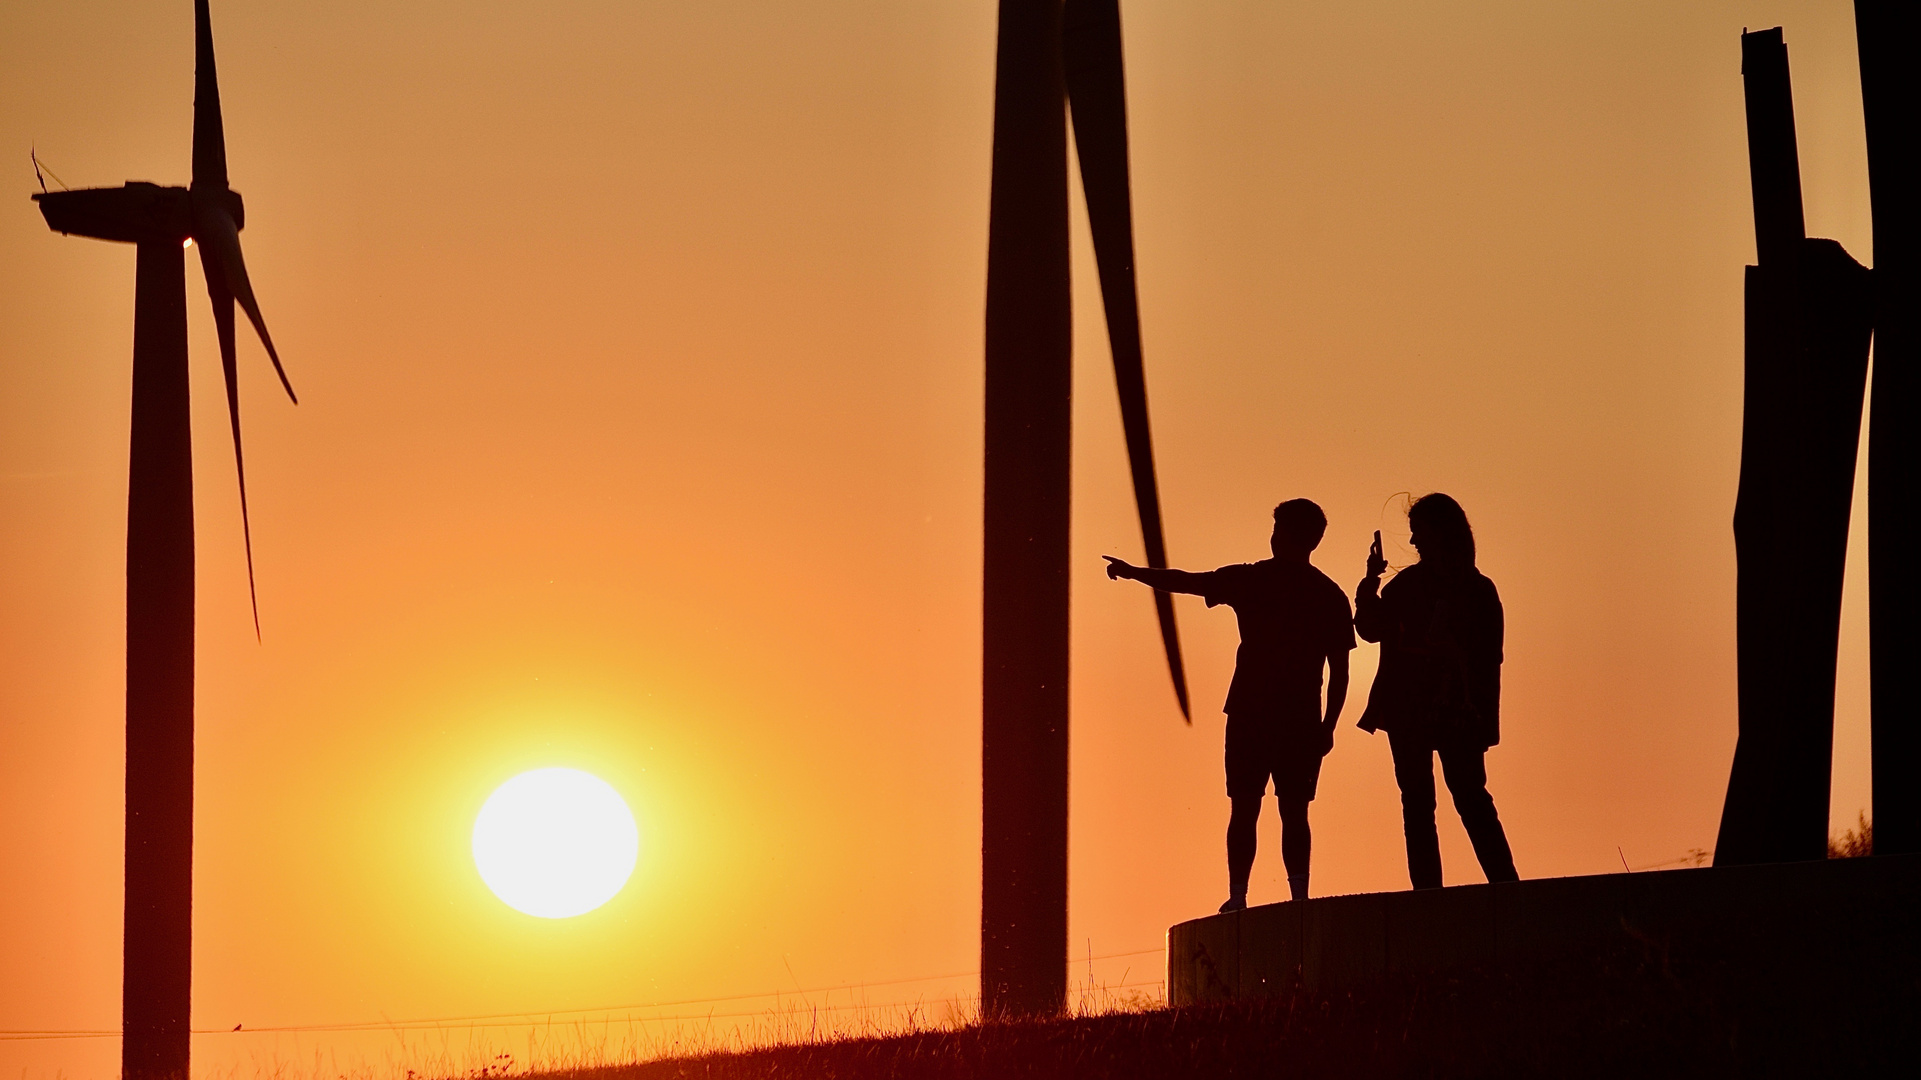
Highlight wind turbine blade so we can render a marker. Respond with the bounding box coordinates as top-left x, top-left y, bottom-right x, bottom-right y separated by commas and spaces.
1064, 0, 1189, 722
197, 243, 261, 638
192, 0, 227, 191
1152, 589, 1191, 721
197, 204, 297, 403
